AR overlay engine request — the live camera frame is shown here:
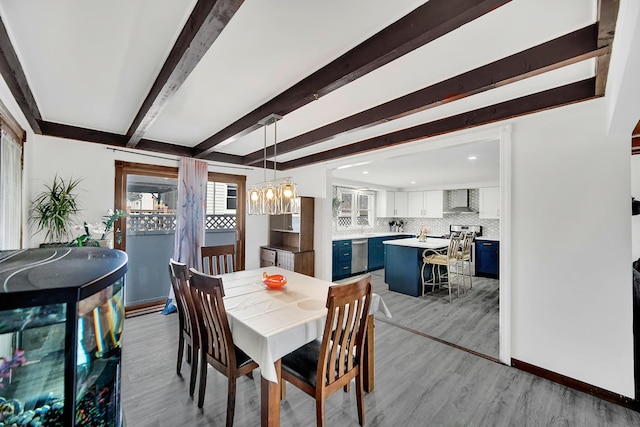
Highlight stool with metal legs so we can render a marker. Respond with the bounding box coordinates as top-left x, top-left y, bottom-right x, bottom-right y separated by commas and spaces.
421, 235, 462, 302
457, 232, 475, 291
